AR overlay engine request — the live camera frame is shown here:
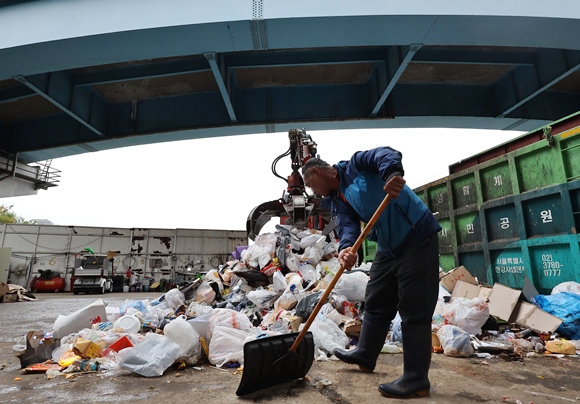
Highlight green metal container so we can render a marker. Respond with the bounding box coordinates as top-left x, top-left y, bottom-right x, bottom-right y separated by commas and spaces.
413, 112, 580, 294
362, 239, 377, 263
